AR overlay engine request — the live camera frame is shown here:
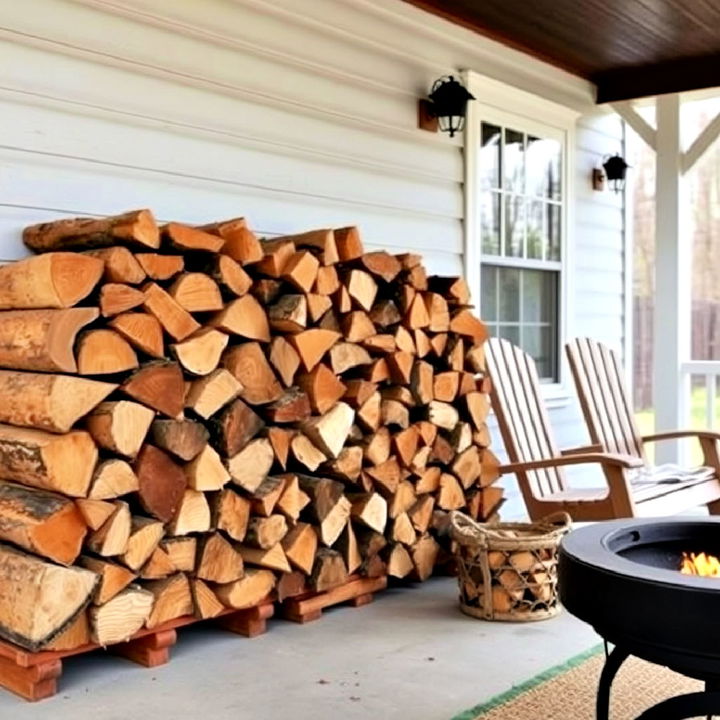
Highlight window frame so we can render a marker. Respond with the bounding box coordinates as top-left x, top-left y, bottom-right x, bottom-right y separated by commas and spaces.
463, 71, 580, 405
